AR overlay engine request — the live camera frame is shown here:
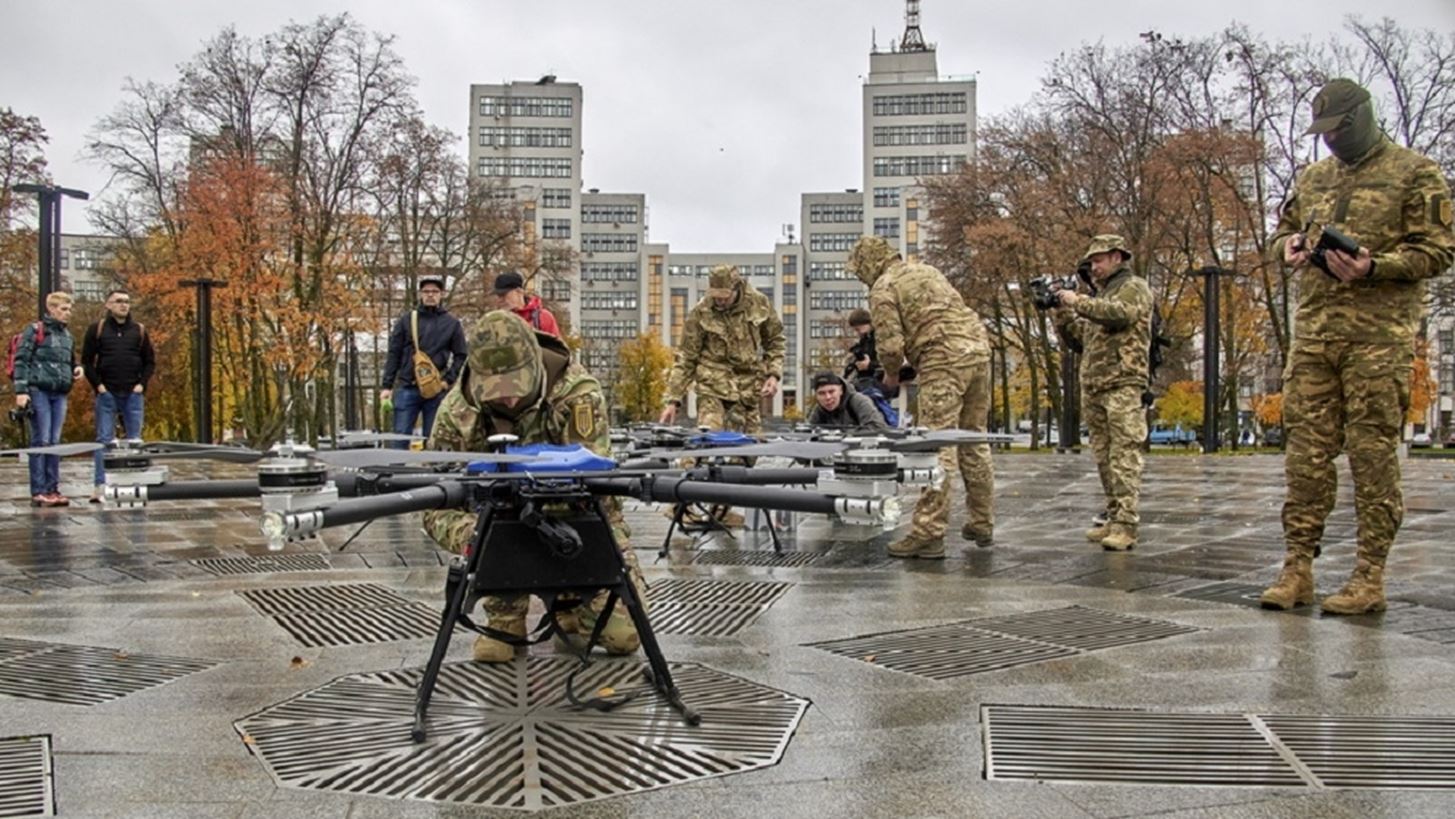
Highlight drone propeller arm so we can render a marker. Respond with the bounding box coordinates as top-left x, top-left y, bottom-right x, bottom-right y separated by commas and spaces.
587, 475, 893, 524
112, 479, 262, 503
261, 481, 470, 544
681, 466, 821, 485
